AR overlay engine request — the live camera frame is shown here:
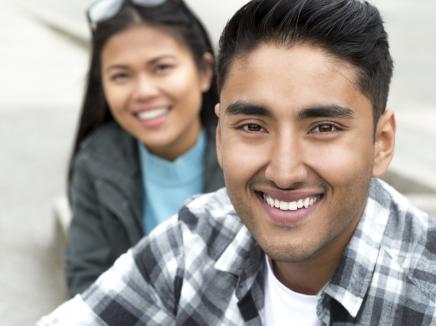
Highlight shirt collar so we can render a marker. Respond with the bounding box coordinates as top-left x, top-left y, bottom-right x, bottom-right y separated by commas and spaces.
213, 207, 265, 309
322, 178, 392, 318
212, 179, 394, 320
214, 223, 261, 276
